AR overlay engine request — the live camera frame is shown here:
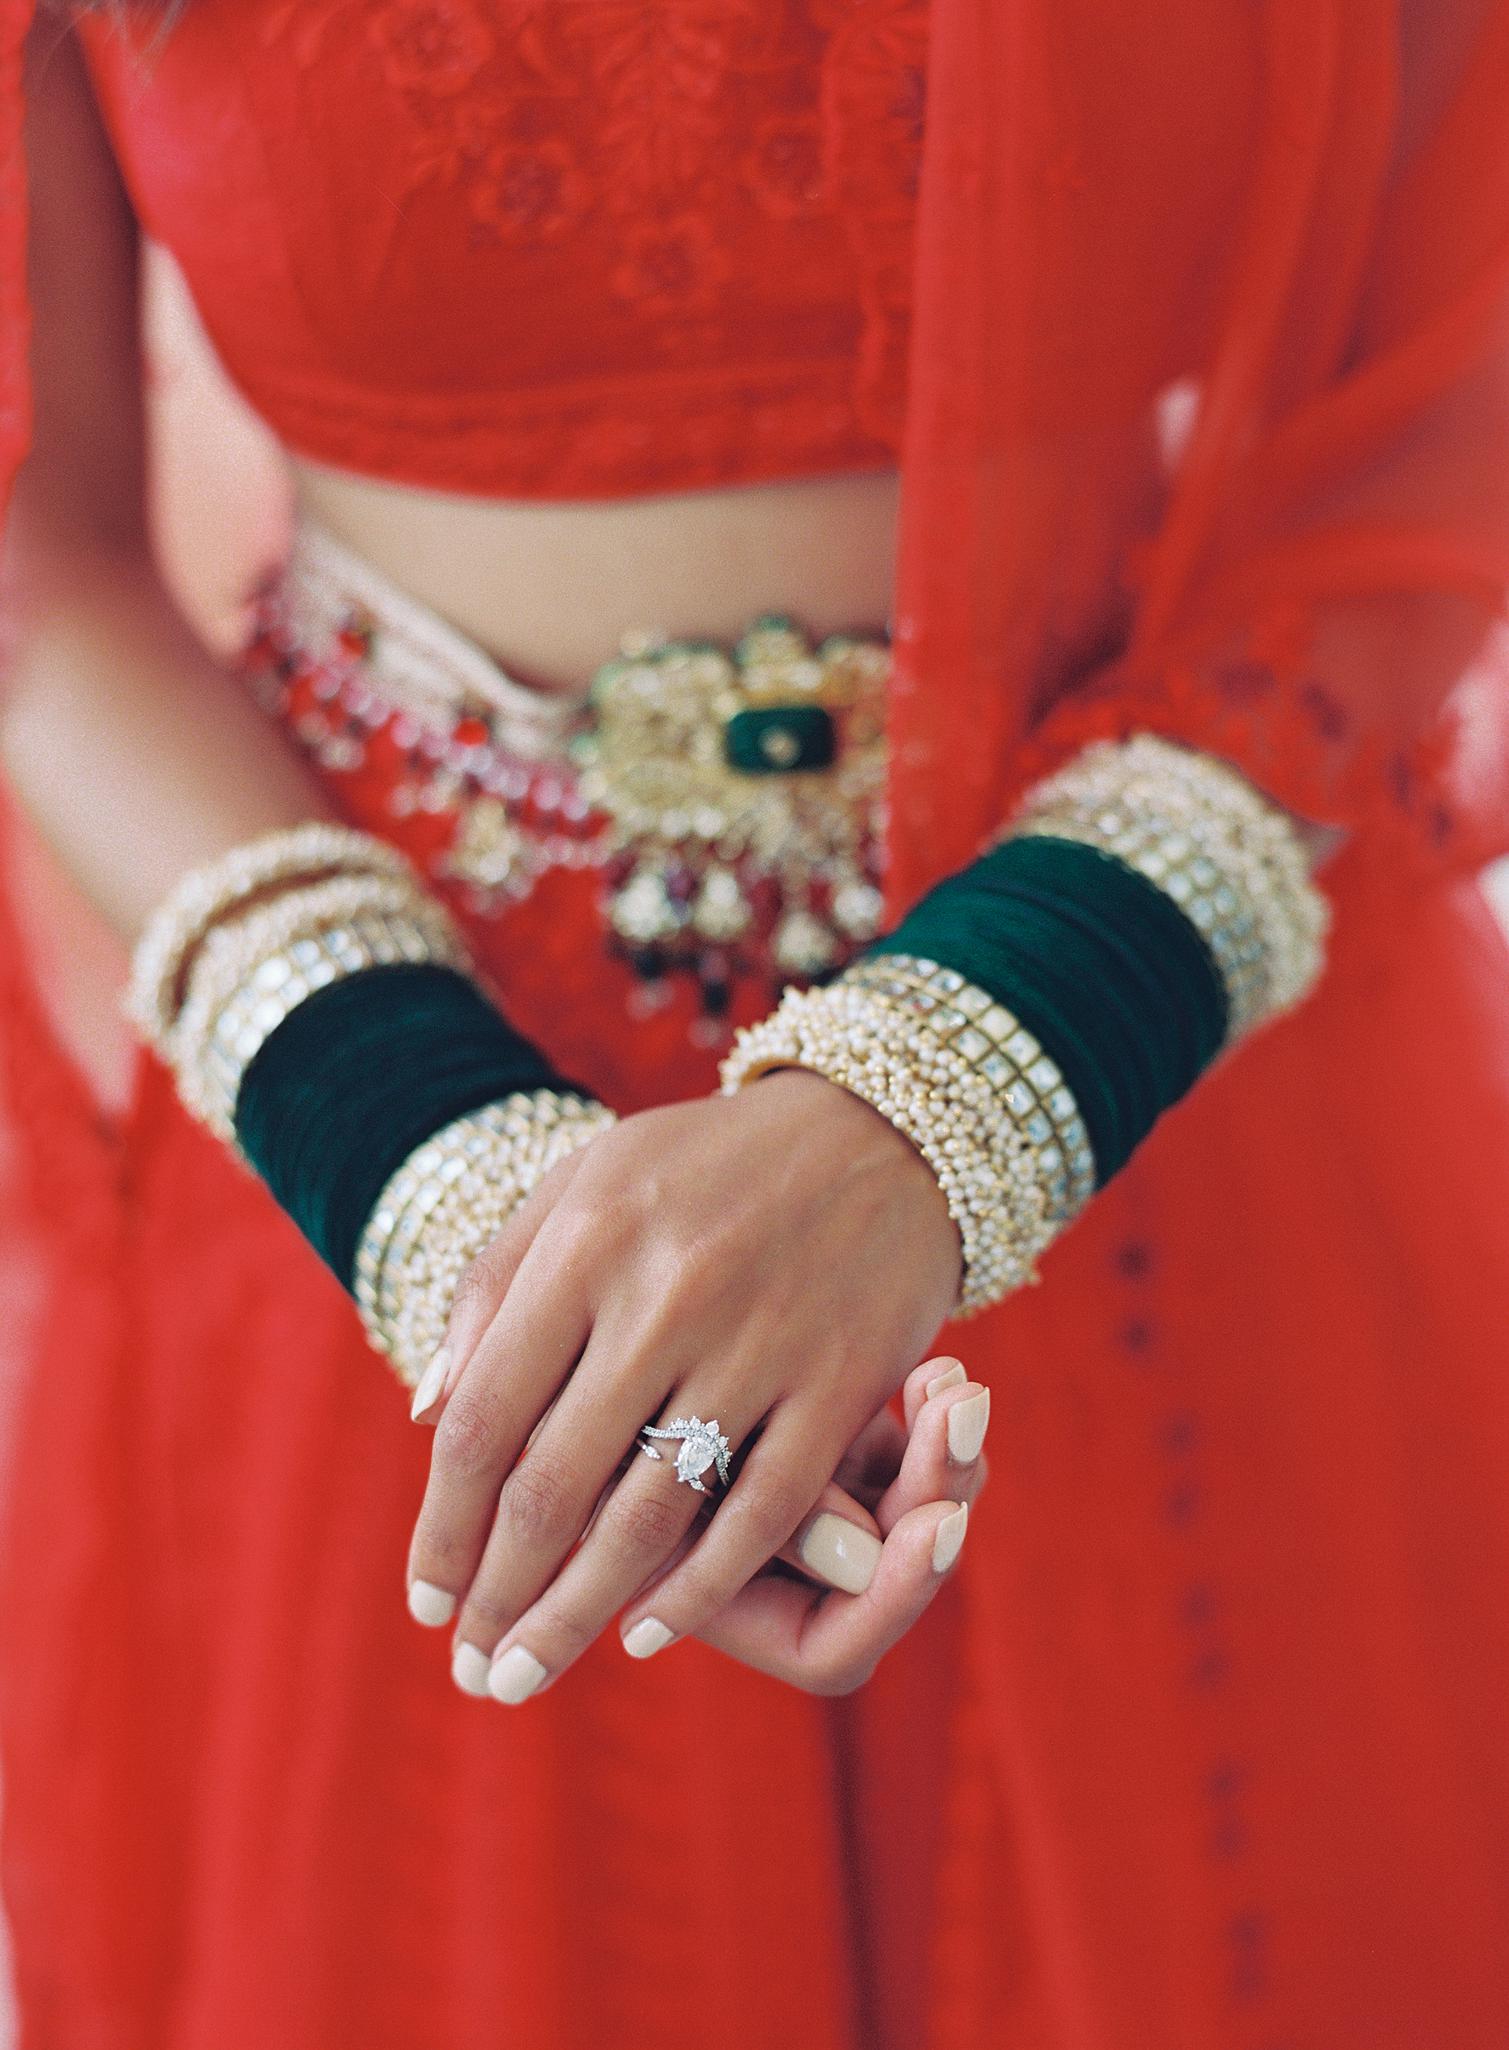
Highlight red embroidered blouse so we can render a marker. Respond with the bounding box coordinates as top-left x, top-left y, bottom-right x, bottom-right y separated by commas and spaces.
78, 0, 926, 499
